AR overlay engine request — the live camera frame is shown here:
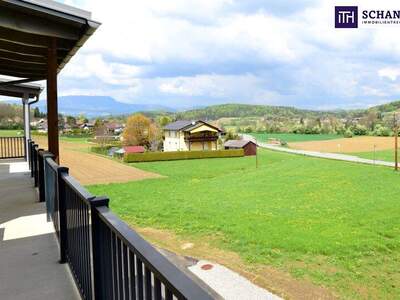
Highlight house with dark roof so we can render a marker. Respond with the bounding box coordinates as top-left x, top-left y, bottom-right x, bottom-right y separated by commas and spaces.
163, 120, 223, 152
224, 140, 257, 156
